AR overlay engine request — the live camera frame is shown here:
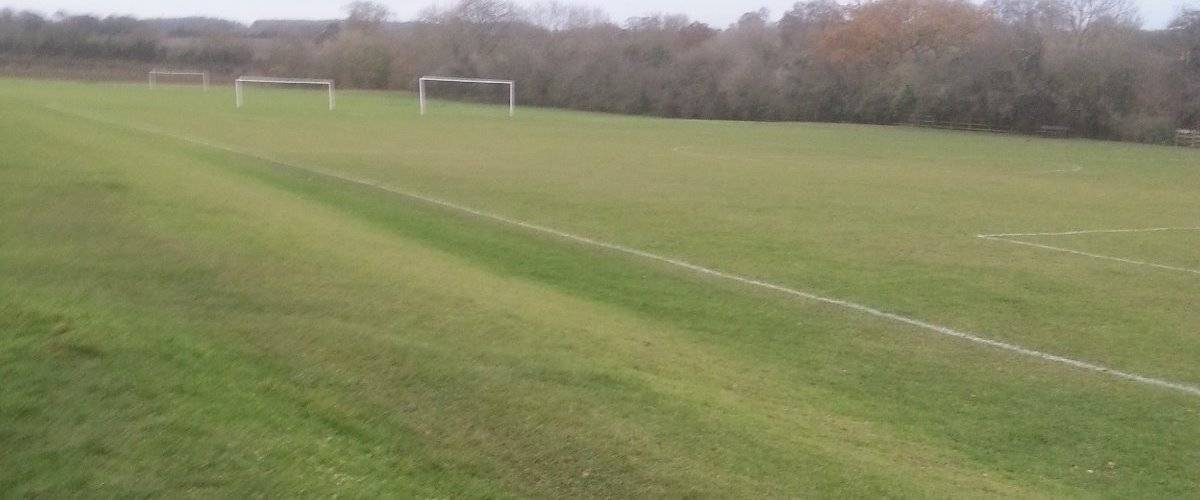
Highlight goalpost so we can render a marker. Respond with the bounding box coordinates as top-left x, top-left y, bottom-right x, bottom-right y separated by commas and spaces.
149, 70, 209, 91
235, 76, 336, 111
419, 76, 515, 117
